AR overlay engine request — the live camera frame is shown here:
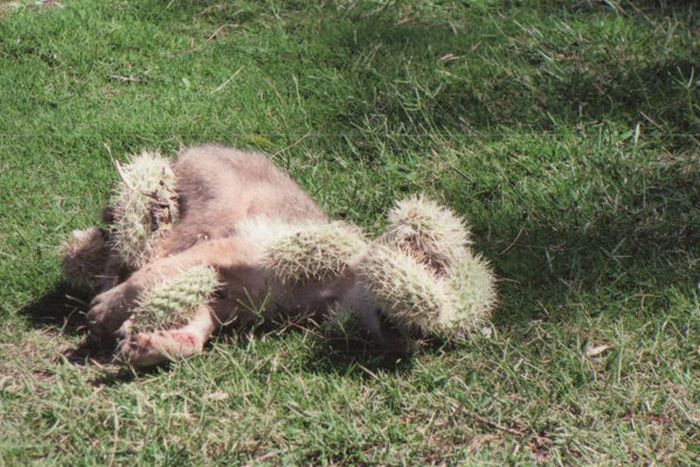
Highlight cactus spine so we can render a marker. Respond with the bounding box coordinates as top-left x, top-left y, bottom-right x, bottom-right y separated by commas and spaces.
131, 265, 220, 333
264, 221, 367, 285
109, 151, 178, 269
